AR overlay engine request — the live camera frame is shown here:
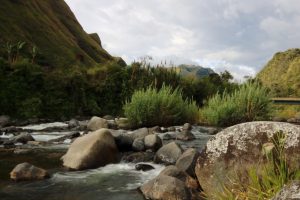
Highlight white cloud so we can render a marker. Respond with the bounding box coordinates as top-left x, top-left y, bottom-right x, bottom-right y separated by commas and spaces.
65, 0, 300, 79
